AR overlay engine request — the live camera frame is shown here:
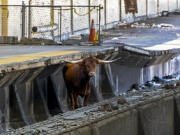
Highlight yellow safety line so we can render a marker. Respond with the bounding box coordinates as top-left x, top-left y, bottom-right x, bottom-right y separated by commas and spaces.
0, 50, 79, 65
